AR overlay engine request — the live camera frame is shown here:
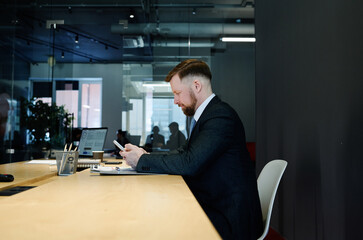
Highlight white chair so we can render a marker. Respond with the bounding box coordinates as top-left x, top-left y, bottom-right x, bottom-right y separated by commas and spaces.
257, 159, 287, 240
